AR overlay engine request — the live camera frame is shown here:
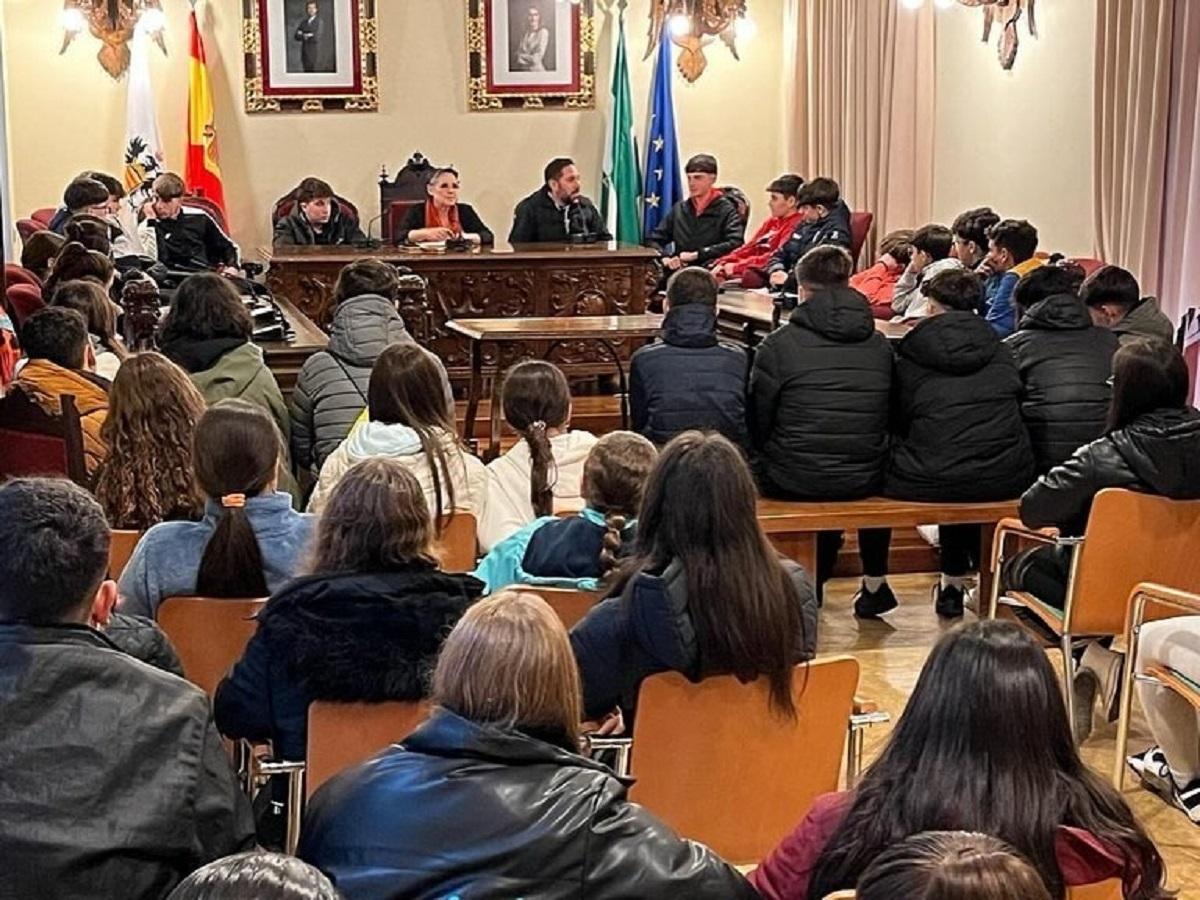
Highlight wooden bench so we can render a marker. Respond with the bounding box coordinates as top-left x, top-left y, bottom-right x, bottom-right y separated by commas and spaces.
757, 497, 1021, 603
